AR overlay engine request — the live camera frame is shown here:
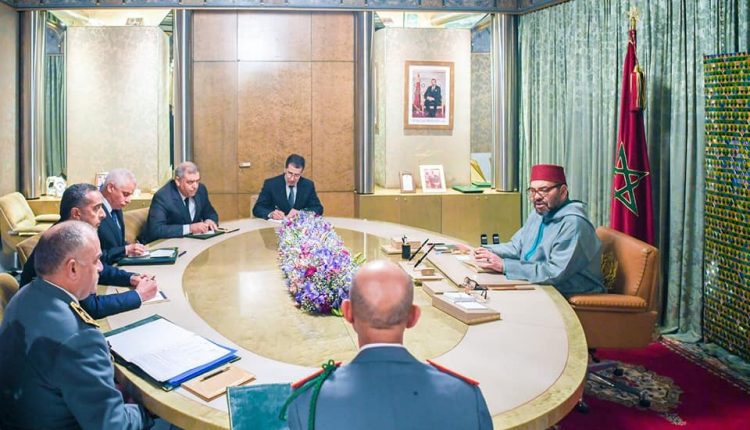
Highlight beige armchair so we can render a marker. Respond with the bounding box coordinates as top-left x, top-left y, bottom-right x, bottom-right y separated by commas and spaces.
0, 192, 59, 255
17, 234, 41, 266
124, 207, 149, 244
0, 273, 20, 321
568, 226, 660, 409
